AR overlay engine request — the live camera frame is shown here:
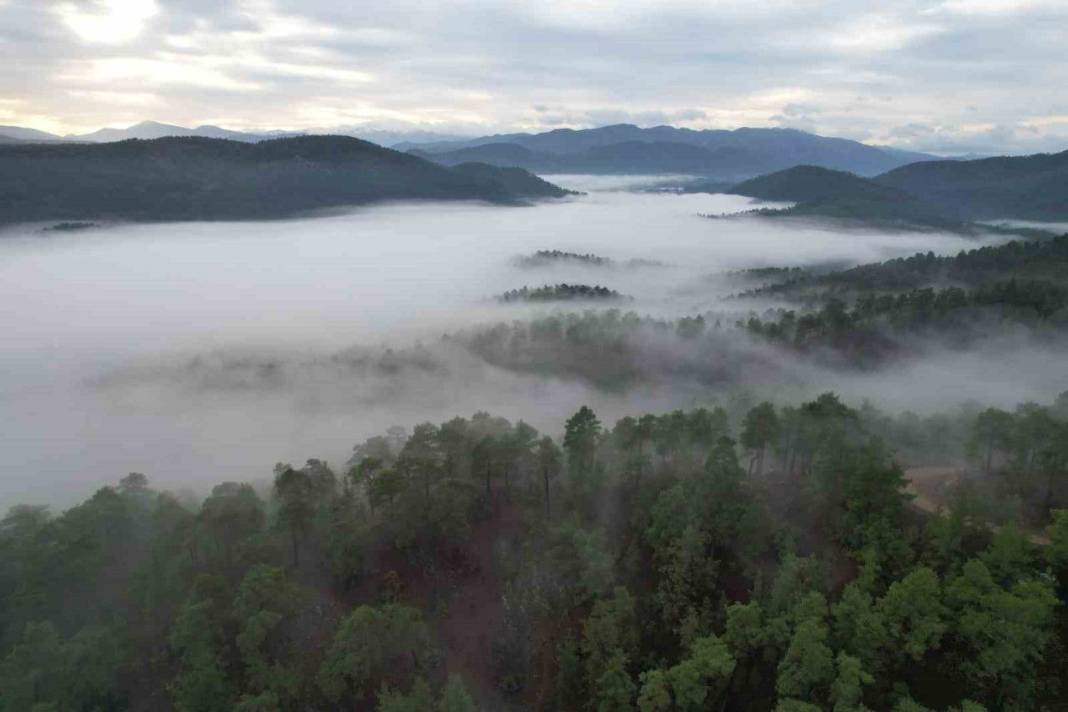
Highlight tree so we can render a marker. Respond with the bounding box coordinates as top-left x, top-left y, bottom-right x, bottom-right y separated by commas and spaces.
232, 565, 302, 700
876, 567, 946, 664
564, 406, 602, 486
199, 482, 264, 569
319, 604, 430, 703
593, 650, 635, 712
969, 408, 1015, 475
536, 436, 562, 517
439, 675, 477, 712
741, 402, 780, 476
377, 678, 434, 712
1048, 509, 1068, 590
638, 635, 736, 712
0, 622, 61, 711
397, 423, 441, 506
506, 420, 539, 495
829, 652, 872, 712
273, 467, 315, 567
170, 576, 233, 712
944, 558, 1057, 708
776, 618, 834, 703
832, 580, 887, 669
438, 417, 473, 480
582, 588, 639, 696
637, 669, 671, 712
667, 635, 736, 711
